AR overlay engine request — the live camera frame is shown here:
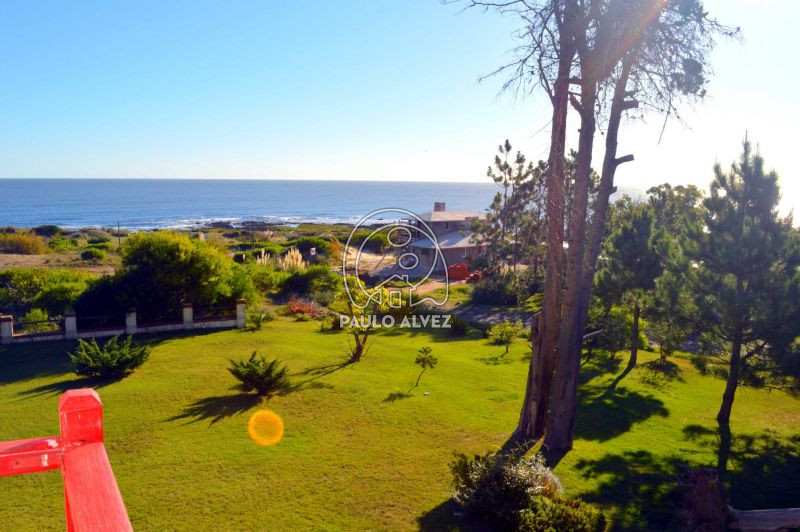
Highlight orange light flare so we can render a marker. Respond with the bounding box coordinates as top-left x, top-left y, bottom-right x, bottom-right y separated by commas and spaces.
247, 410, 285, 446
